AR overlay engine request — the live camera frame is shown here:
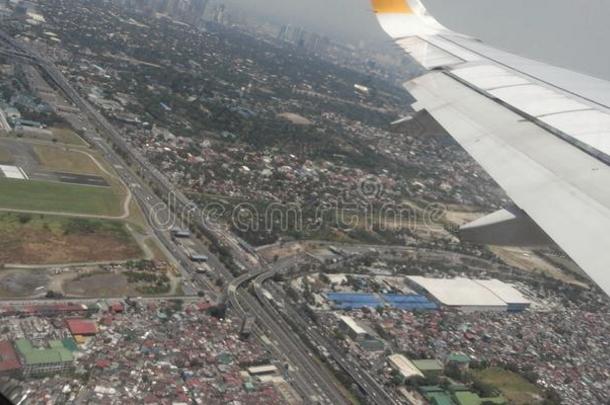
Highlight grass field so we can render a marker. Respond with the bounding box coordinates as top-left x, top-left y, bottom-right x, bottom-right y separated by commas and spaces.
0, 178, 123, 216
144, 237, 168, 261
0, 212, 142, 265
33, 144, 101, 174
48, 126, 87, 145
473, 367, 543, 404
